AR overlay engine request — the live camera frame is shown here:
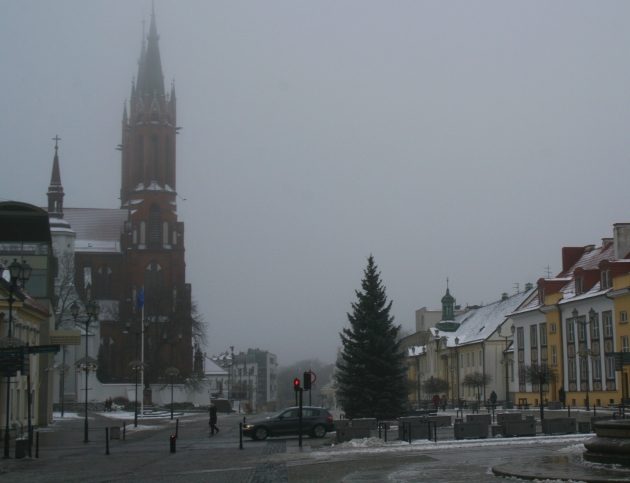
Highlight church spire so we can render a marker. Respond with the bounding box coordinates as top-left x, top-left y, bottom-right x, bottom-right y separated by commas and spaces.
136, 6, 164, 98
47, 135, 65, 218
